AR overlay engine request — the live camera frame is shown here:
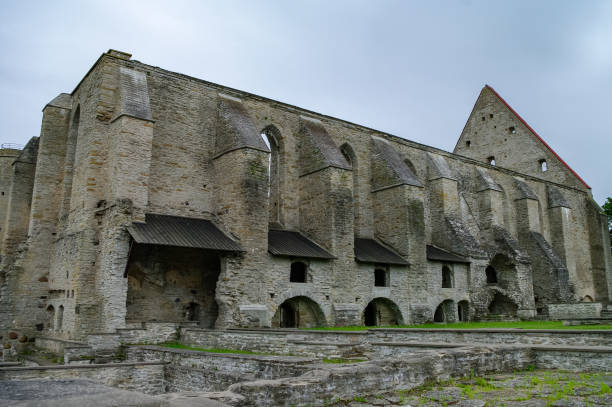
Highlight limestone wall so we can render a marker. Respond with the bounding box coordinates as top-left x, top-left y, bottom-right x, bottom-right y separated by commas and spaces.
1, 50, 609, 340
0, 362, 165, 394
